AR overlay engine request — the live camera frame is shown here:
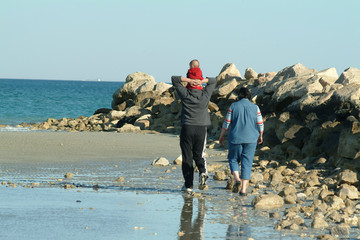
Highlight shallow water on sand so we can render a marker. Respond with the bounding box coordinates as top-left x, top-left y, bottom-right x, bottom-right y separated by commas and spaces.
0, 159, 322, 240
1, 187, 318, 240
